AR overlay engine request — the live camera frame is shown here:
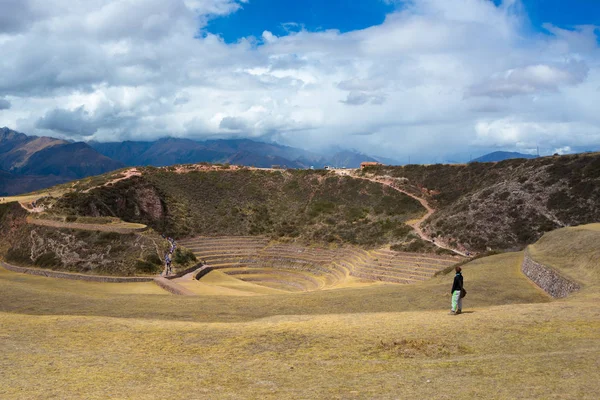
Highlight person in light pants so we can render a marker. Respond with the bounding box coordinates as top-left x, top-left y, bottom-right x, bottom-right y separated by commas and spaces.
450, 266, 464, 315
